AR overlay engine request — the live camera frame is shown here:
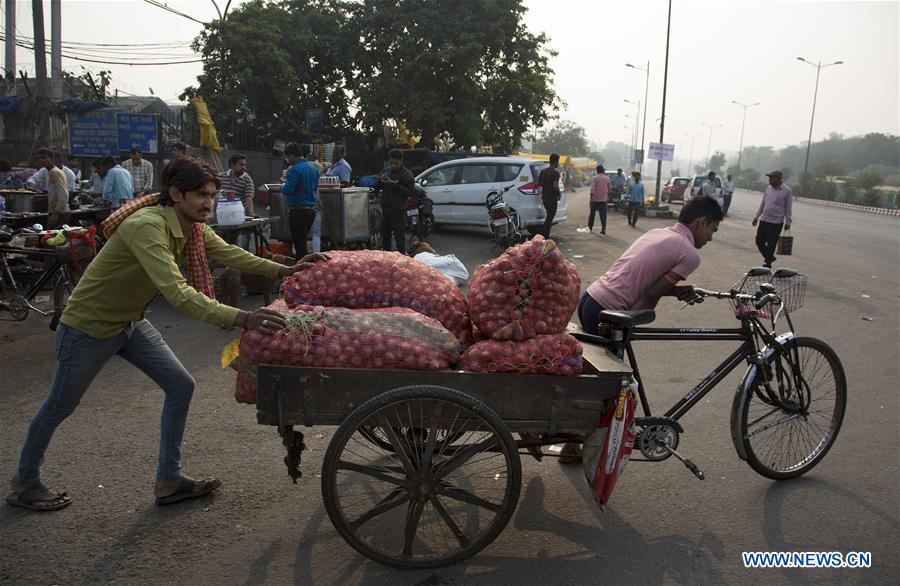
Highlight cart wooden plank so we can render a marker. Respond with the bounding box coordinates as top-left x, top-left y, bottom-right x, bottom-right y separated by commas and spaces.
256, 357, 631, 434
